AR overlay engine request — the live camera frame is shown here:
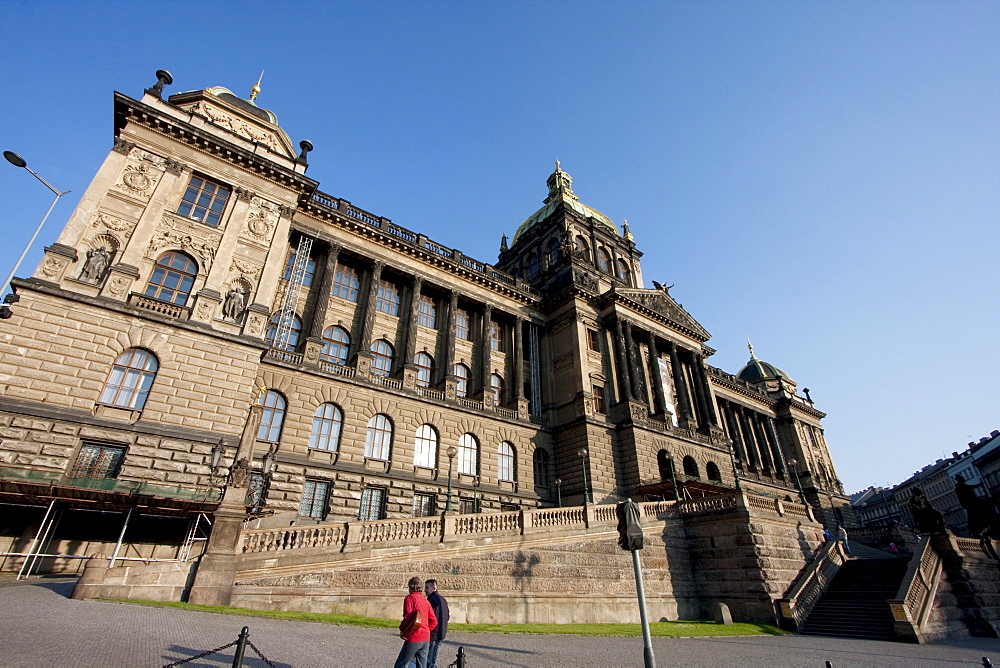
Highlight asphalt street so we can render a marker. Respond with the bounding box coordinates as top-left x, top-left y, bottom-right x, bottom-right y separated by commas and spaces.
0, 578, 997, 667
